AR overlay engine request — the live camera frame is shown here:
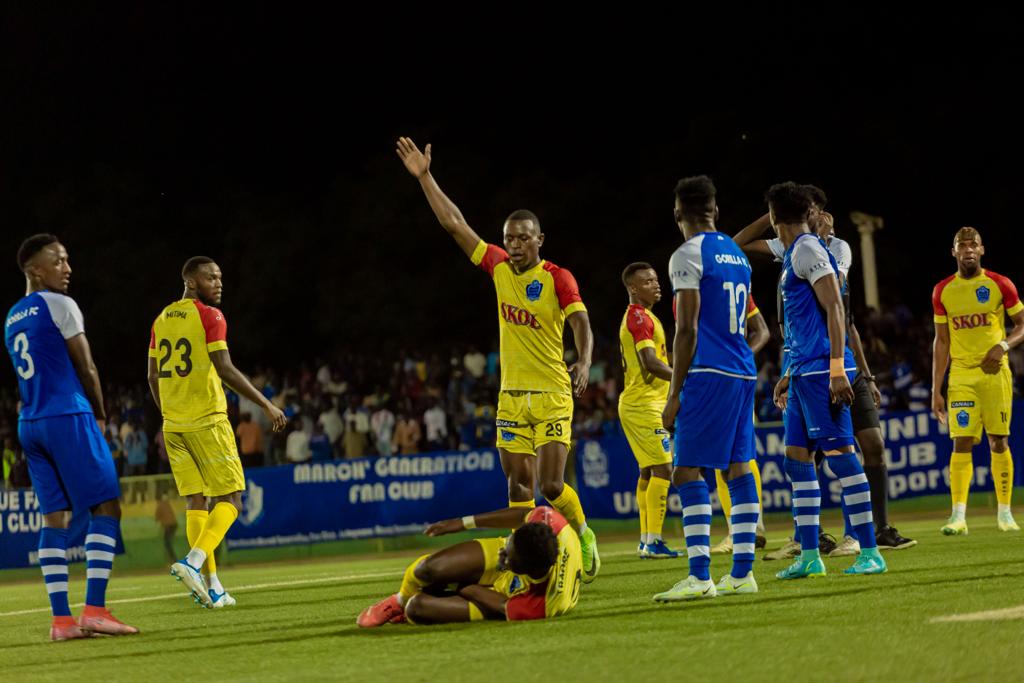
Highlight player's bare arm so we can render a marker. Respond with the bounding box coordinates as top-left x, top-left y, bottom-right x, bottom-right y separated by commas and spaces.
567, 310, 593, 397
396, 137, 482, 258
849, 320, 881, 407
931, 321, 951, 424
66, 333, 107, 424
210, 349, 287, 431
146, 356, 161, 411
811, 275, 854, 405
733, 213, 775, 257
663, 289, 700, 430
424, 506, 532, 536
980, 309, 1024, 374
746, 311, 770, 355
638, 347, 672, 382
